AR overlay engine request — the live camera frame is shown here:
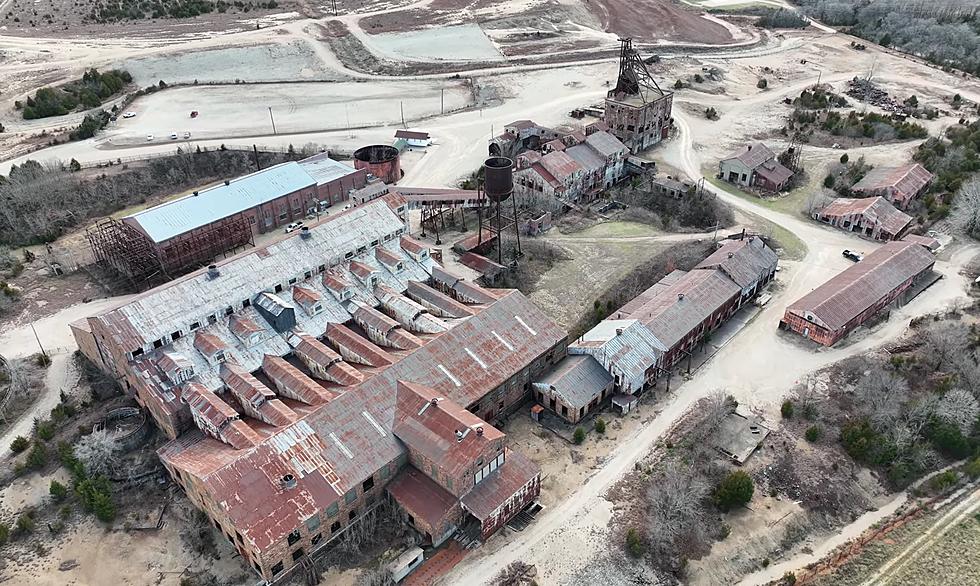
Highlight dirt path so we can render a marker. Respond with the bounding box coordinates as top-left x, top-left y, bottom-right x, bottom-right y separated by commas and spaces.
861, 486, 980, 585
